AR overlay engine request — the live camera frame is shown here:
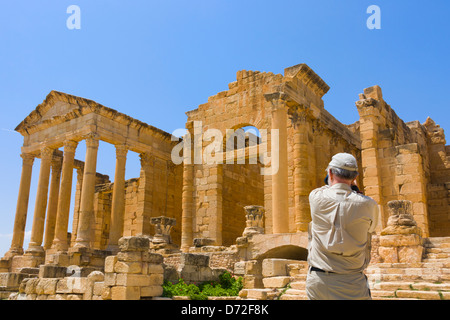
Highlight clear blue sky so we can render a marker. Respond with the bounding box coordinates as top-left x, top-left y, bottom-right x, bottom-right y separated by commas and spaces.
0, 0, 448, 256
